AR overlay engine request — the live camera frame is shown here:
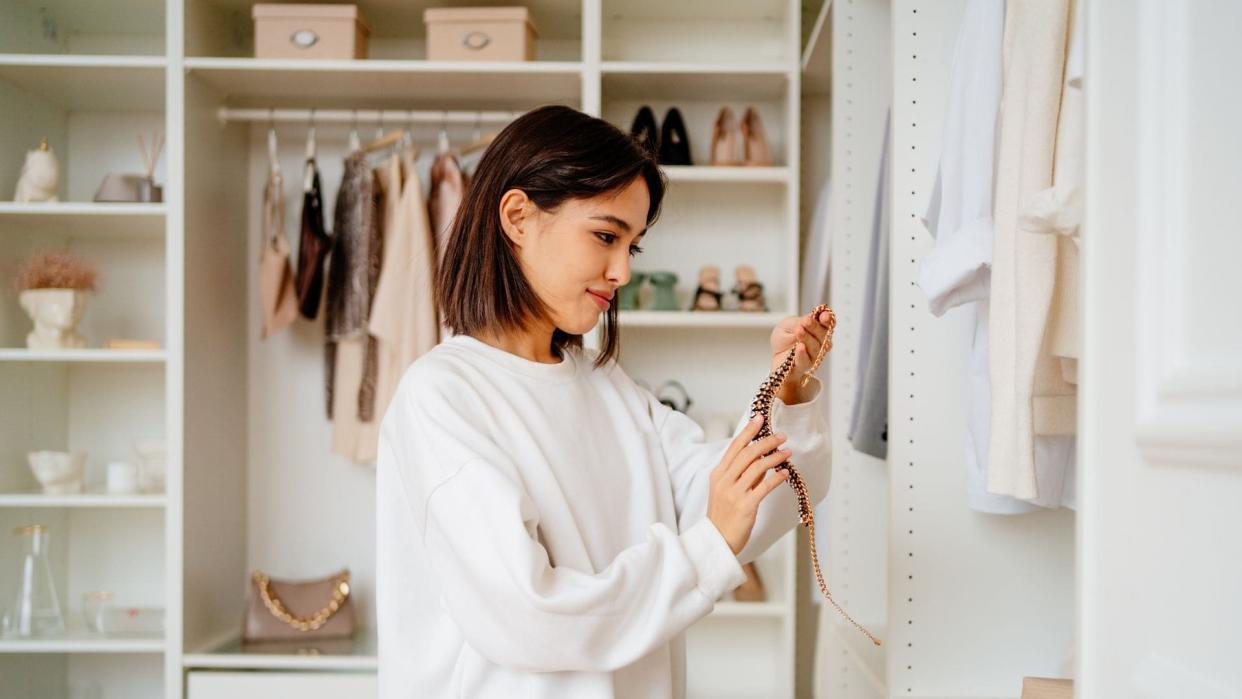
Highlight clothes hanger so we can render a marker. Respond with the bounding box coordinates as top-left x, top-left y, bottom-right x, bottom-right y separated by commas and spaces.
437, 111, 451, 155
460, 110, 496, 156
266, 108, 280, 176
348, 110, 361, 152
302, 108, 317, 192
